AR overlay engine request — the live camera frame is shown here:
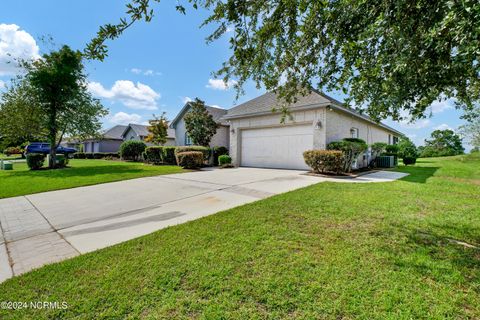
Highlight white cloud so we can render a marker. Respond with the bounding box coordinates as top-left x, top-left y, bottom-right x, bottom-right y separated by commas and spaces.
429, 98, 454, 114
0, 24, 40, 76
0, 80, 5, 88
88, 80, 160, 110
130, 68, 142, 74
210, 104, 224, 109
108, 112, 142, 125
399, 118, 432, 129
130, 68, 161, 76
434, 123, 453, 131
181, 96, 193, 104
206, 78, 237, 90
